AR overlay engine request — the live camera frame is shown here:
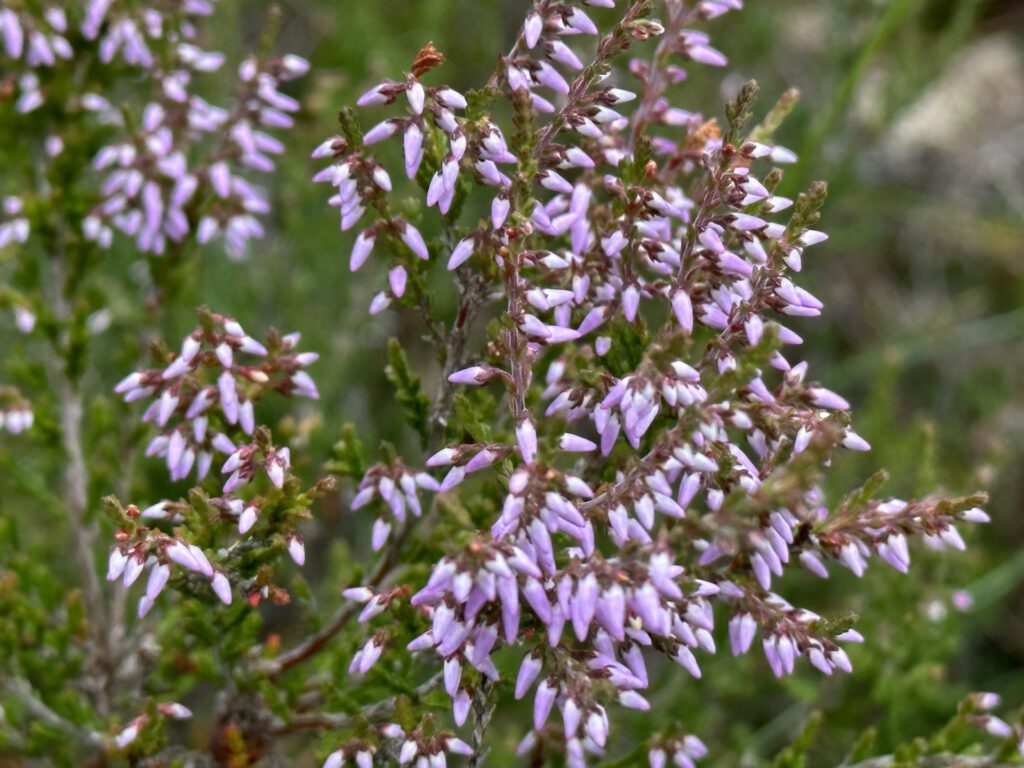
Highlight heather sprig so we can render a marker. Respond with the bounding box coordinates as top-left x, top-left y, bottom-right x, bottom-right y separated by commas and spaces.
107, 307, 324, 619
305, 1, 991, 765
114, 308, 318, 485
